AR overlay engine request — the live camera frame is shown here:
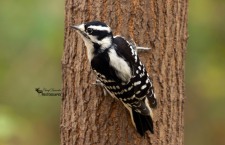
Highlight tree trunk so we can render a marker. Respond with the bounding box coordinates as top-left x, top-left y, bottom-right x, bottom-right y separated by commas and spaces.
61, 0, 188, 145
